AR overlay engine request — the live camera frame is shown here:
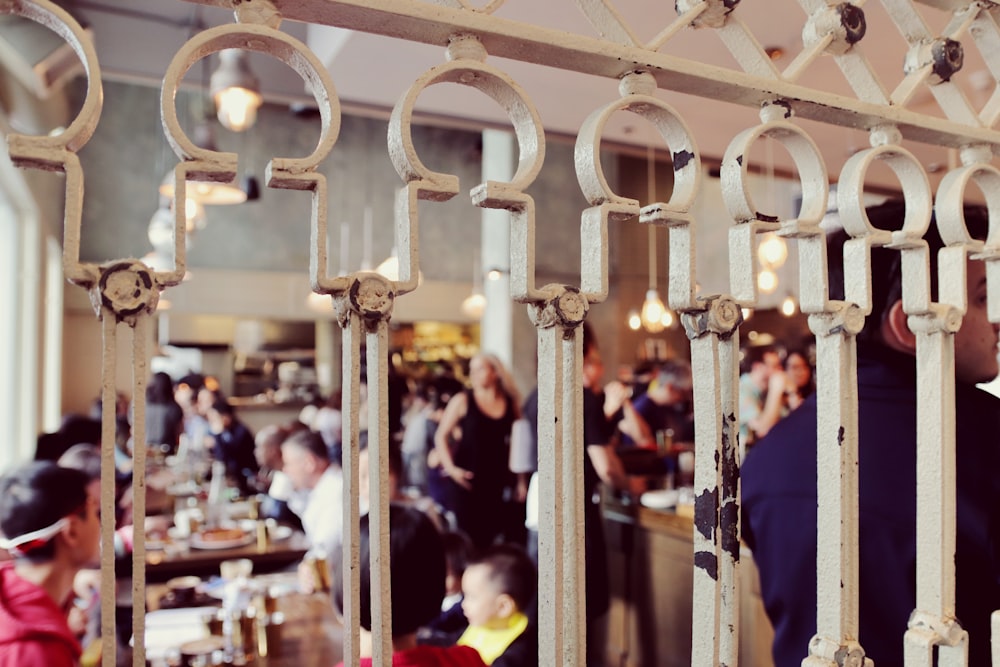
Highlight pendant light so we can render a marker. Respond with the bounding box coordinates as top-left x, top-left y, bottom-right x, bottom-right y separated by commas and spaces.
639, 145, 669, 333
210, 49, 263, 133
461, 251, 486, 319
